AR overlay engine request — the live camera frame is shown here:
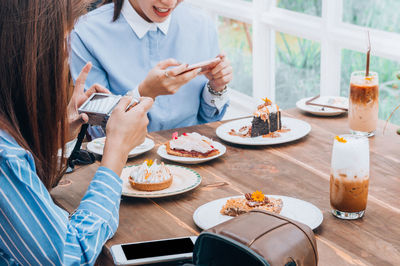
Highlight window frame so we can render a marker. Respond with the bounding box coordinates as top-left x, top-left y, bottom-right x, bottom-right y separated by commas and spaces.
187, 0, 400, 110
